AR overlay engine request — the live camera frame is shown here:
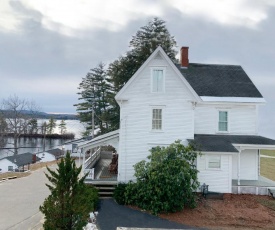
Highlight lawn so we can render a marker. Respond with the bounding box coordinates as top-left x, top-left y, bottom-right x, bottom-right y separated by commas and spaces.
261, 150, 275, 157
260, 157, 275, 181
